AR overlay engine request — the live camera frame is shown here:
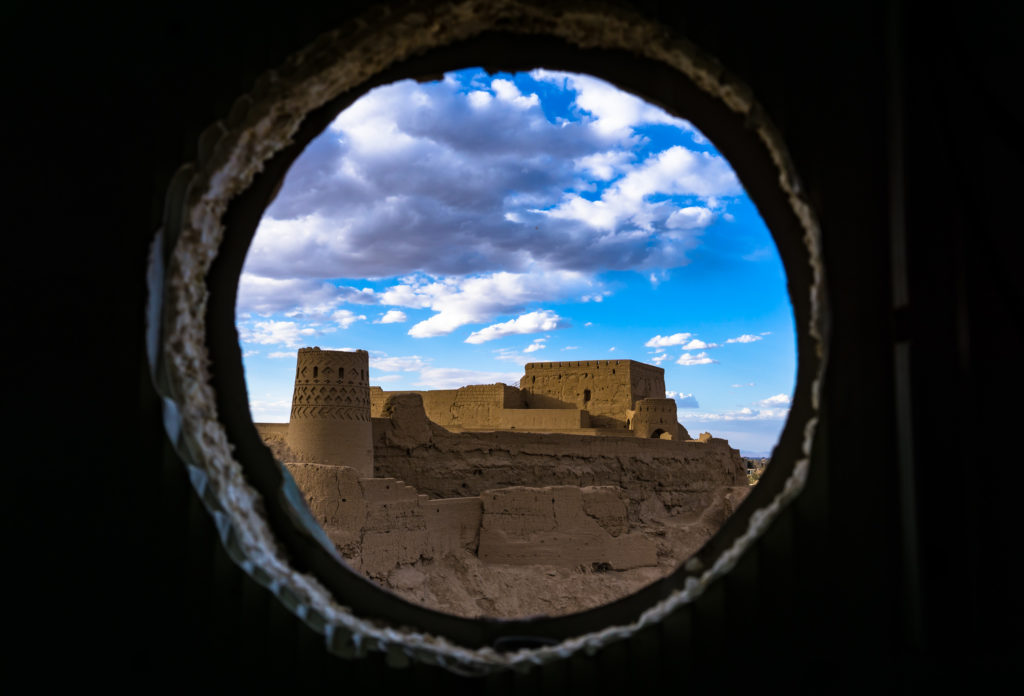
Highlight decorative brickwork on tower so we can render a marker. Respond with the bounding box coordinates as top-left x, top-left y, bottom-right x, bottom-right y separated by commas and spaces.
287, 347, 373, 476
